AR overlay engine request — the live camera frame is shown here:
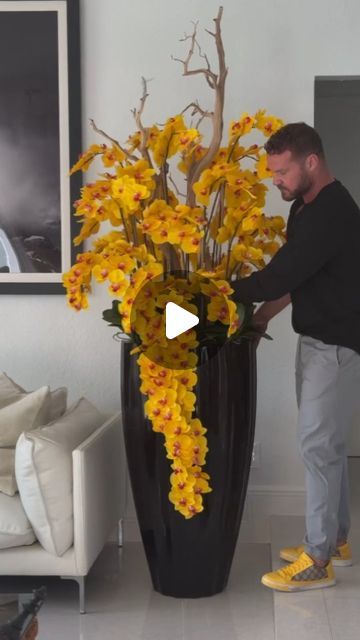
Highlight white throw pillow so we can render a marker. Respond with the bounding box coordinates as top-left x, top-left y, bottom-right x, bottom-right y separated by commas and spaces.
0, 386, 50, 447
47, 387, 68, 421
0, 374, 67, 496
0, 492, 36, 549
0, 448, 17, 496
0, 372, 67, 418
15, 397, 105, 556
0, 372, 24, 408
